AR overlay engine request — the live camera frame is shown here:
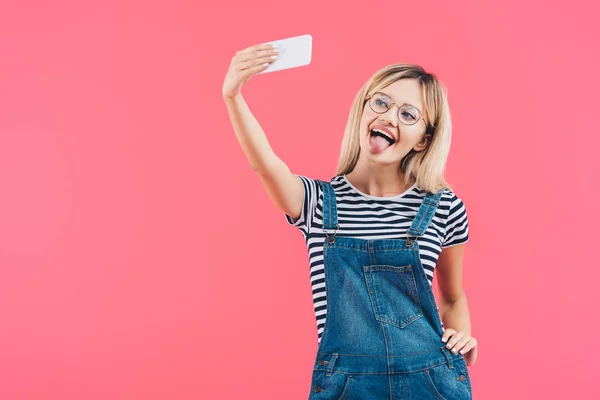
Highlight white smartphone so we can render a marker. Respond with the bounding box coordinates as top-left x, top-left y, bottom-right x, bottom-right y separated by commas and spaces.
257, 34, 313, 74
